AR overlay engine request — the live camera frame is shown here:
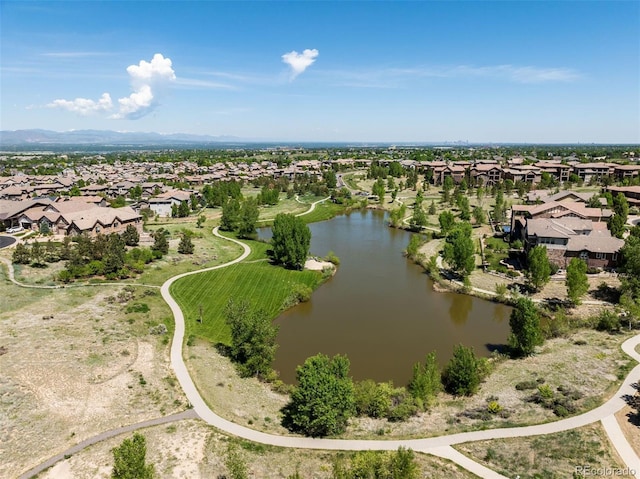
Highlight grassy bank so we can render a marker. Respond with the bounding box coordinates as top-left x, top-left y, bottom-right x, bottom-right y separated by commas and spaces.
170, 238, 324, 345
